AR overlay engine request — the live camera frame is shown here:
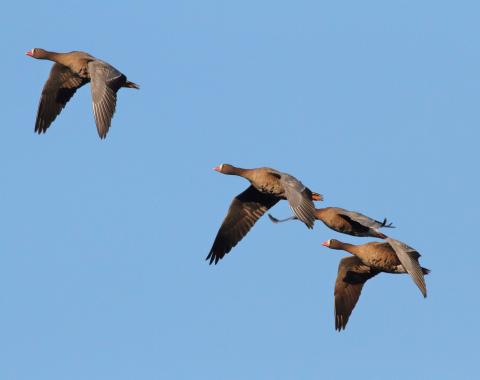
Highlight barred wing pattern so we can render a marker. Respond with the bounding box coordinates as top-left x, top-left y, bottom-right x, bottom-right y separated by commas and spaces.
279, 173, 316, 229
88, 60, 127, 138
387, 238, 427, 297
